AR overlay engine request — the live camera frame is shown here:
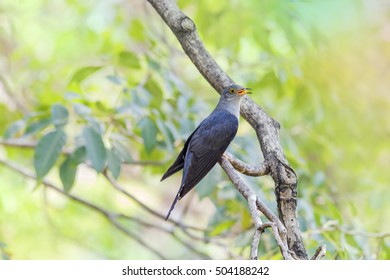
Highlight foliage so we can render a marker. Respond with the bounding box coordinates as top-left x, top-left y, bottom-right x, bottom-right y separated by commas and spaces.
0, 0, 389, 259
